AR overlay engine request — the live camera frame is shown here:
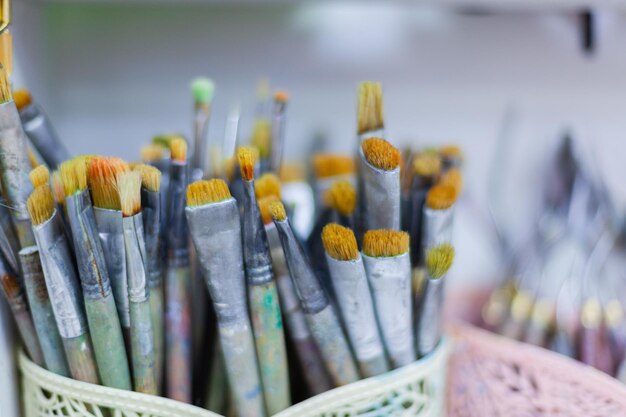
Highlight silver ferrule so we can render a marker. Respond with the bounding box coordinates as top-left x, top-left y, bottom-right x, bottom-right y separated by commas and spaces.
0, 101, 33, 222
422, 207, 454, 251
19, 102, 70, 169
362, 251, 415, 366
166, 161, 189, 265
186, 198, 249, 326
416, 276, 445, 356
269, 101, 286, 173
0, 199, 20, 274
241, 180, 274, 286
141, 188, 162, 289
123, 213, 149, 304
274, 219, 328, 314
192, 103, 211, 173
325, 254, 385, 362
360, 153, 401, 231
32, 210, 87, 338
65, 189, 112, 300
